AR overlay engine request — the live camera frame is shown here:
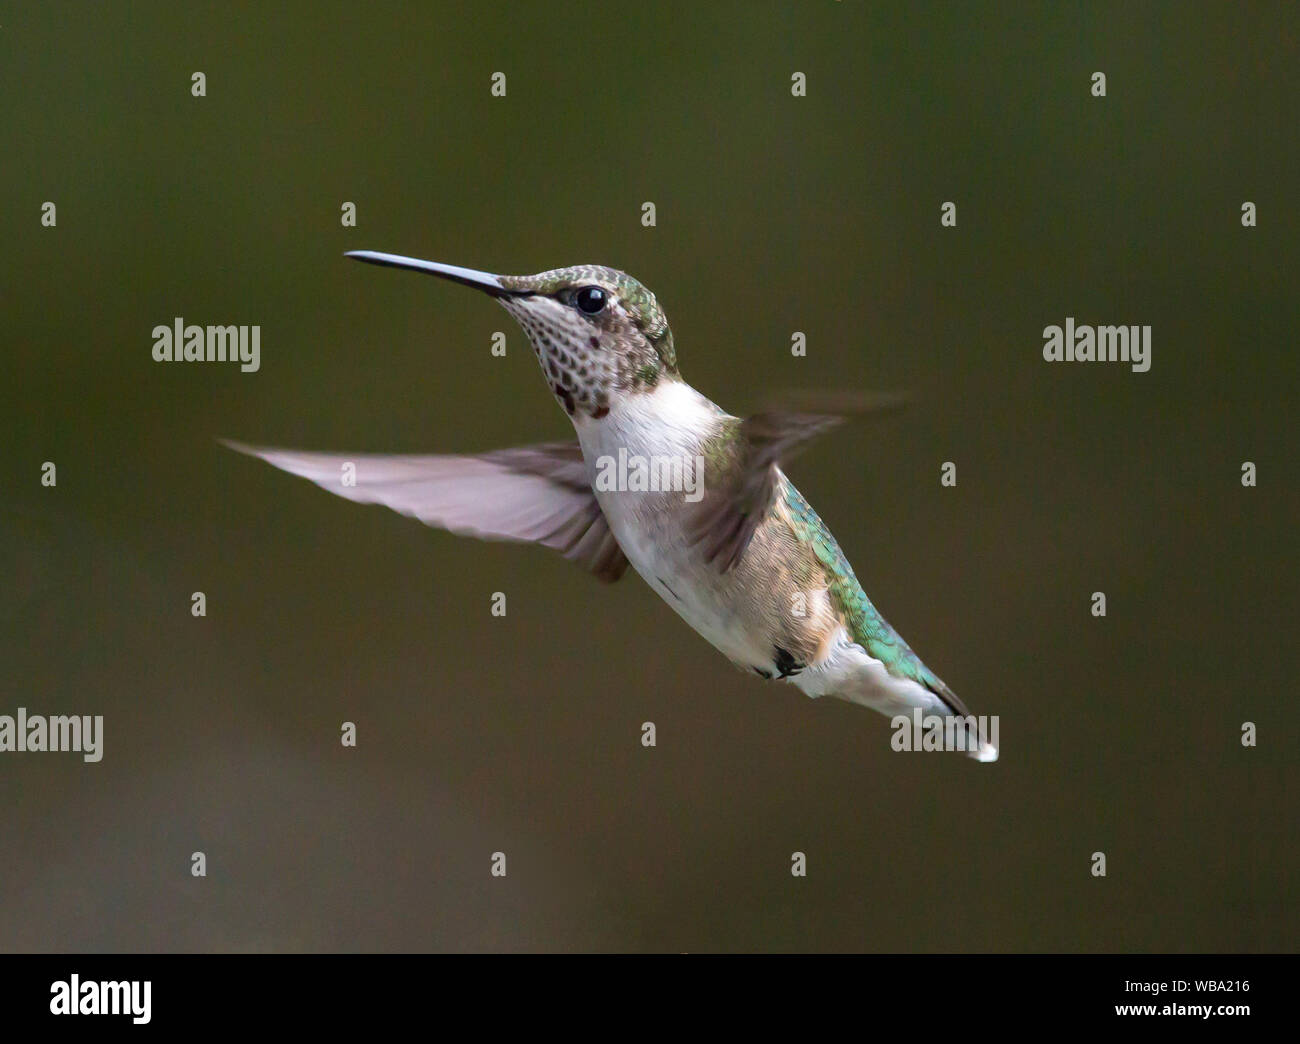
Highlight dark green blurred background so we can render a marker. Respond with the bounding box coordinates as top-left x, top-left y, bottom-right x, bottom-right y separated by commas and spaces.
2, 2, 1296, 951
